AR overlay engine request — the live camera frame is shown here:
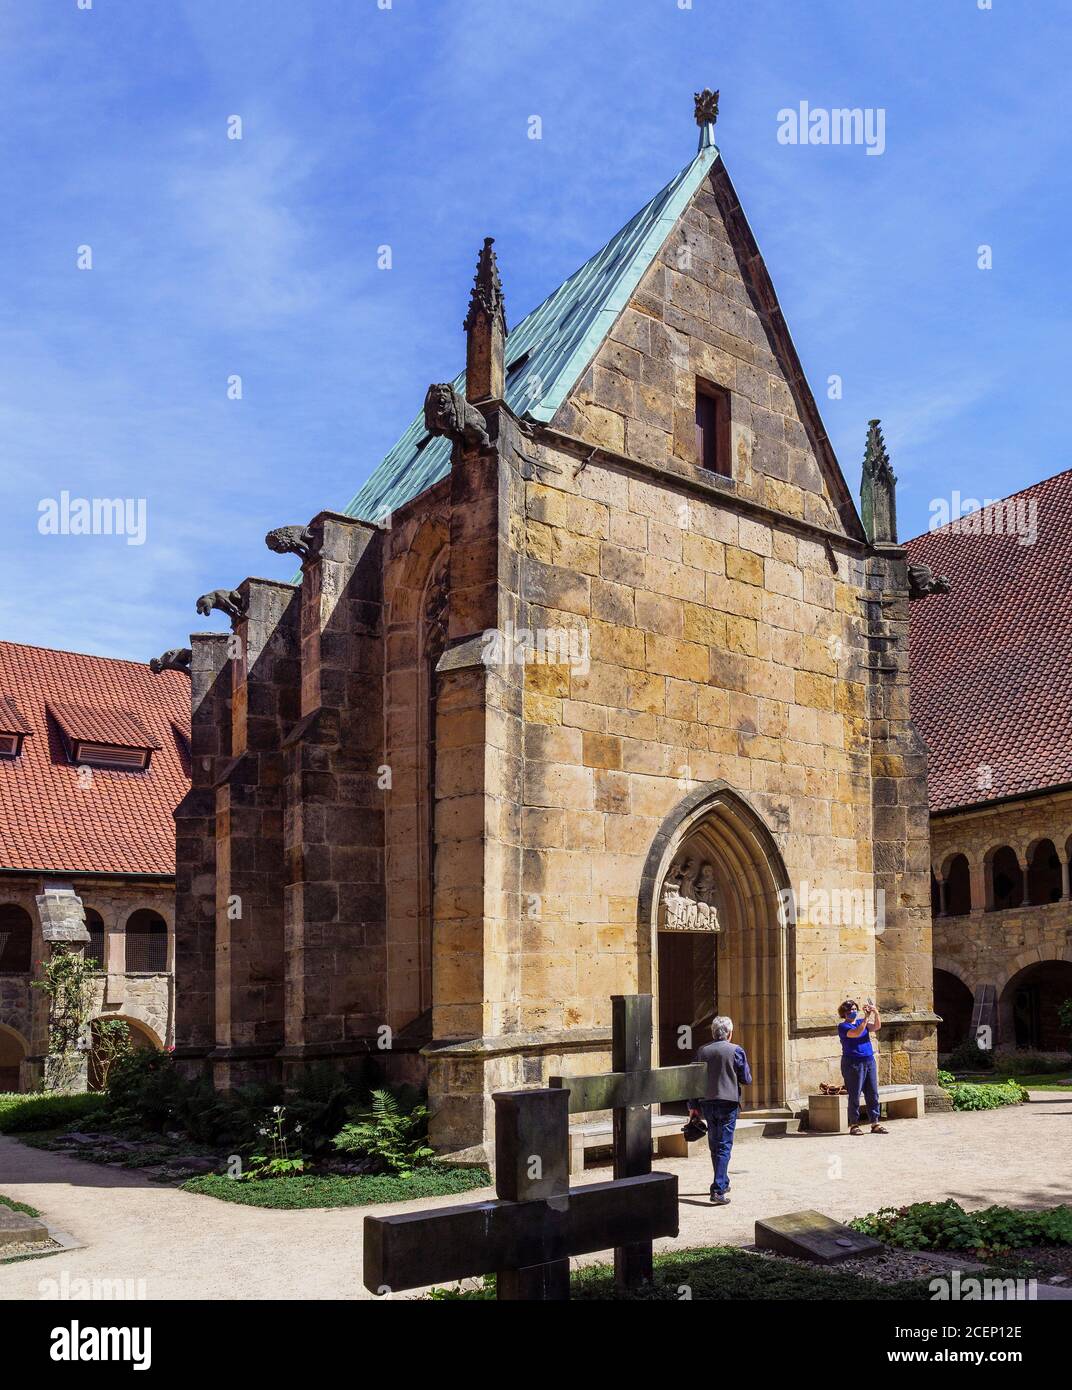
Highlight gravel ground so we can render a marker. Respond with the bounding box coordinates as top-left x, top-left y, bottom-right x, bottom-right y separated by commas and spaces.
748, 1244, 981, 1285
